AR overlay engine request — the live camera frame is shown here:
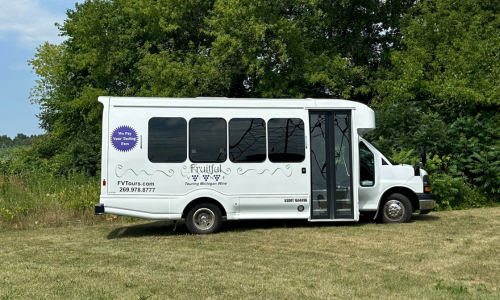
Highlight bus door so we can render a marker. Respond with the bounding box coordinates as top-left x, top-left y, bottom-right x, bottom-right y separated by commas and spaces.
309, 111, 354, 220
